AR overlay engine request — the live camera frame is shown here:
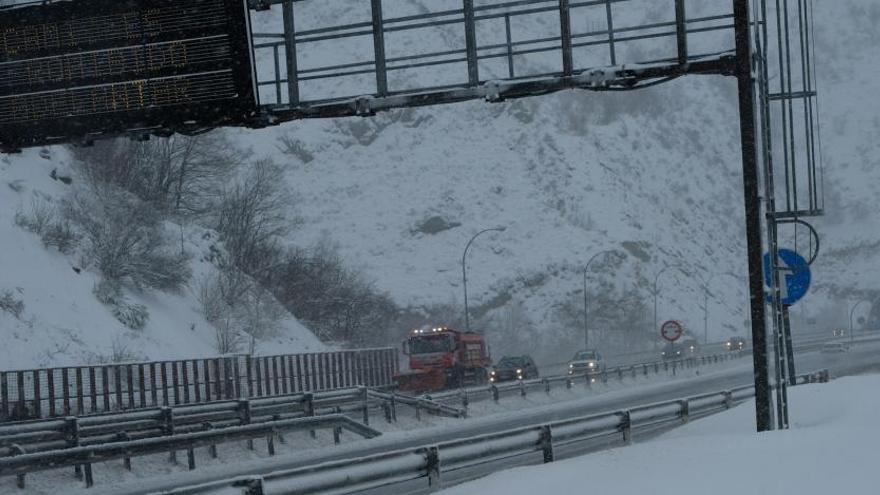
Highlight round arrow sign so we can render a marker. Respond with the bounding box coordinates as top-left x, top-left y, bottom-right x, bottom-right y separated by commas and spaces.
660, 320, 683, 342
764, 248, 811, 306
